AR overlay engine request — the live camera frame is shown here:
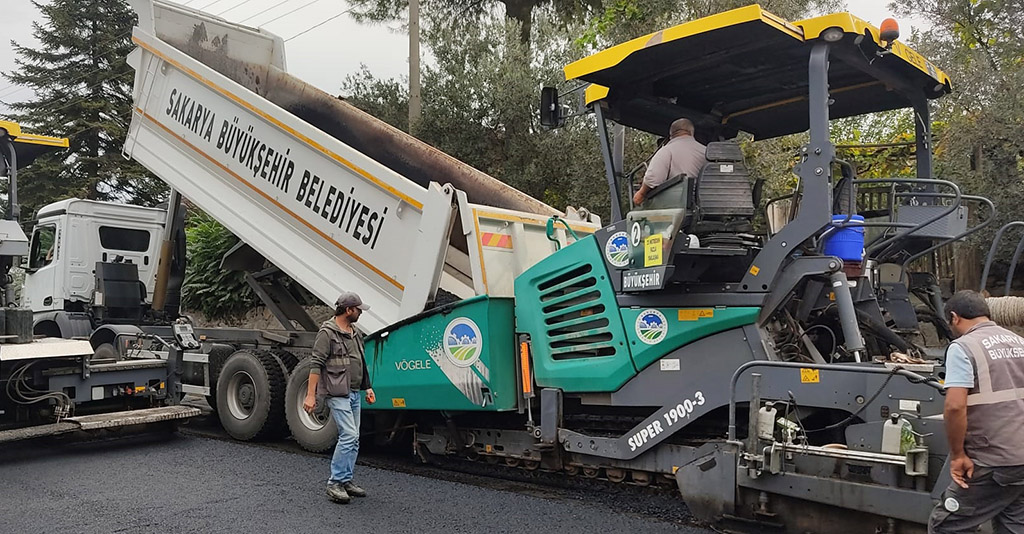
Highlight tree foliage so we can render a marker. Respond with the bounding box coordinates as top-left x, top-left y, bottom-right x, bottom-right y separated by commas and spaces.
830, 111, 918, 179
180, 210, 258, 320
577, 0, 842, 49
349, 0, 600, 46
2, 0, 166, 219
345, 12, 613, 215
344, 1, 837, 222
890, 0, 1024, 272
